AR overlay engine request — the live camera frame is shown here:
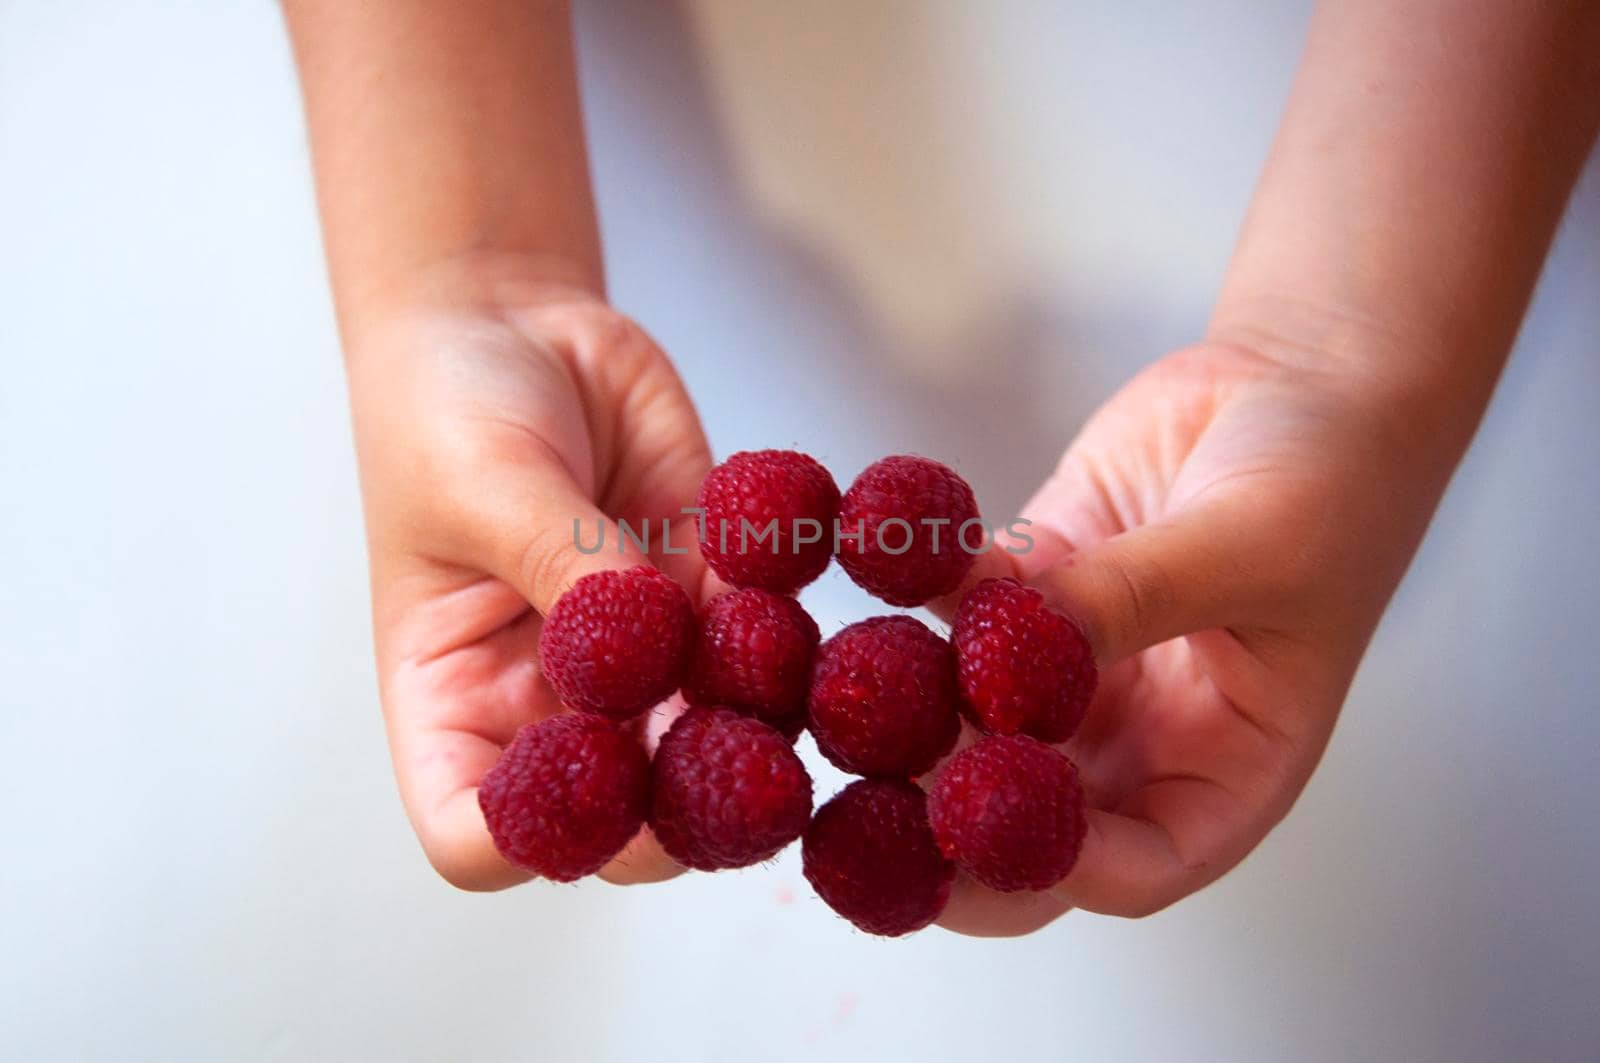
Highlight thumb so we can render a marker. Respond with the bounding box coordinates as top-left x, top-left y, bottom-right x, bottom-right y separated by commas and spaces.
1028, 501, 1281, 664
459, 458, 655, 615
